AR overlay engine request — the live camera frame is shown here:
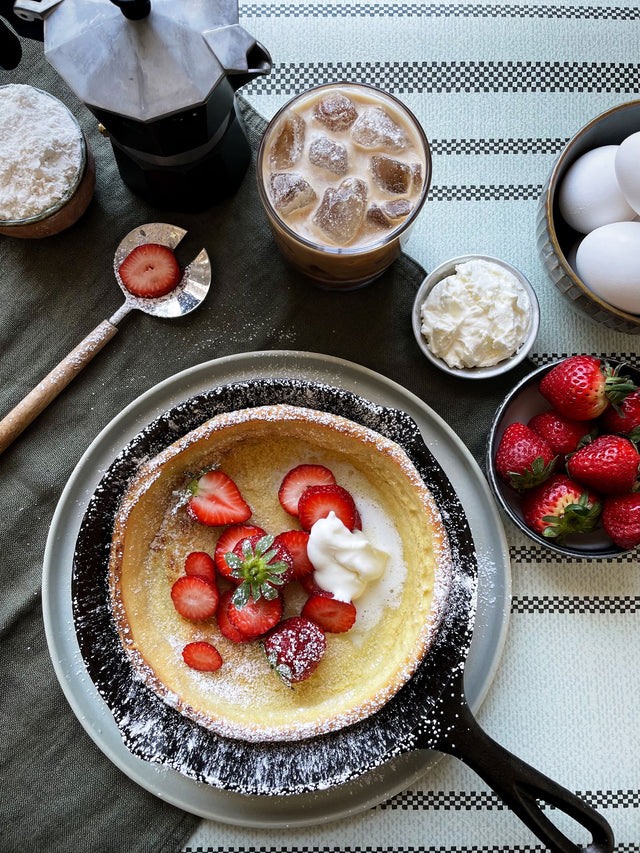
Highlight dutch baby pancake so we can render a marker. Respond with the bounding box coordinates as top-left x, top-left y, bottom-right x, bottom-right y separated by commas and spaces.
108, 404, 451, 742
